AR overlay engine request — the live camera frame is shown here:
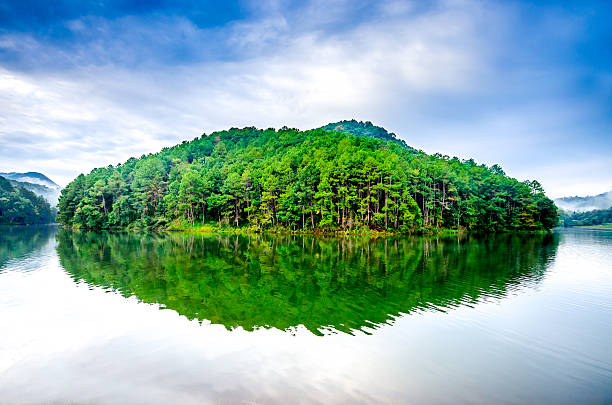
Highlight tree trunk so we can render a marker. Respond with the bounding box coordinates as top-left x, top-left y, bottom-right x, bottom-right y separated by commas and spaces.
101, 195, 108, 215
394, 197, 398, 229
384, 184, 389, 230
234, 197, 239, 227
441, 181, 446, 227
310, 199, 315, 229
367, 180, 371, 224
